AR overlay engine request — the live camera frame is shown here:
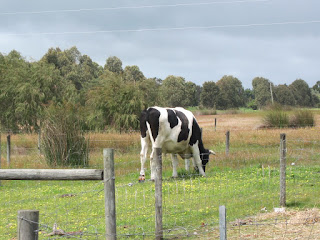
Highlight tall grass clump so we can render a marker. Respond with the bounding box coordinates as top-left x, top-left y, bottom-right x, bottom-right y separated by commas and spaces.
263, 110, 289, 128
290, 110, 315, 128
42, 102, 89, 167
